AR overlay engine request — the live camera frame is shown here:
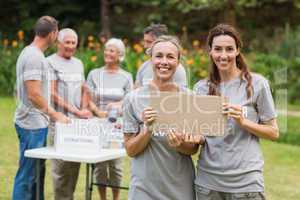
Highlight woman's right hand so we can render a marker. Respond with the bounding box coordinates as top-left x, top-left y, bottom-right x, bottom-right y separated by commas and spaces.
141, 107, 157, 128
